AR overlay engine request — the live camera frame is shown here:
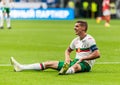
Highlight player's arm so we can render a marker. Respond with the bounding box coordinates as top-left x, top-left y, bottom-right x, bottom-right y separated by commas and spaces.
1, 0, 4, 2
78, 36, 100, 62
10, 0, 13, 2
78, 49, 100, 63
2, 0, 5, 5
65, 47, 73, 64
